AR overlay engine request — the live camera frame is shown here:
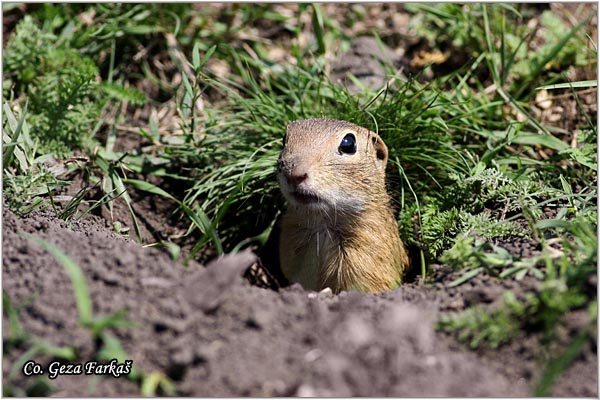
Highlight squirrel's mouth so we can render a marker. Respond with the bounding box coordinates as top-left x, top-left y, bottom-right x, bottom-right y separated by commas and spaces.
291, 190, 320, 205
